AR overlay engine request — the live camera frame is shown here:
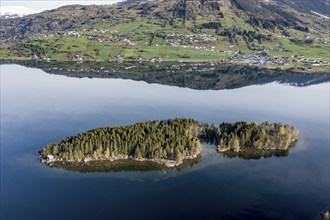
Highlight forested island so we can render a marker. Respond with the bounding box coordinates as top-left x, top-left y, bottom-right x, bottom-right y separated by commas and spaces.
39, 119, 298, 168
